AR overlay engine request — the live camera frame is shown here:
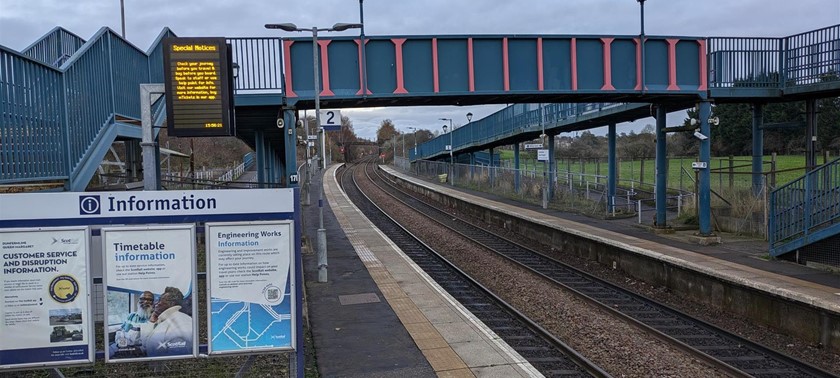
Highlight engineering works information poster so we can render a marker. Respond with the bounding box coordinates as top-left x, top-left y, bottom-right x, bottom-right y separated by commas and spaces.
206, 221, 295, 354
0, 227, 93, 370
102, 225, 197, 363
